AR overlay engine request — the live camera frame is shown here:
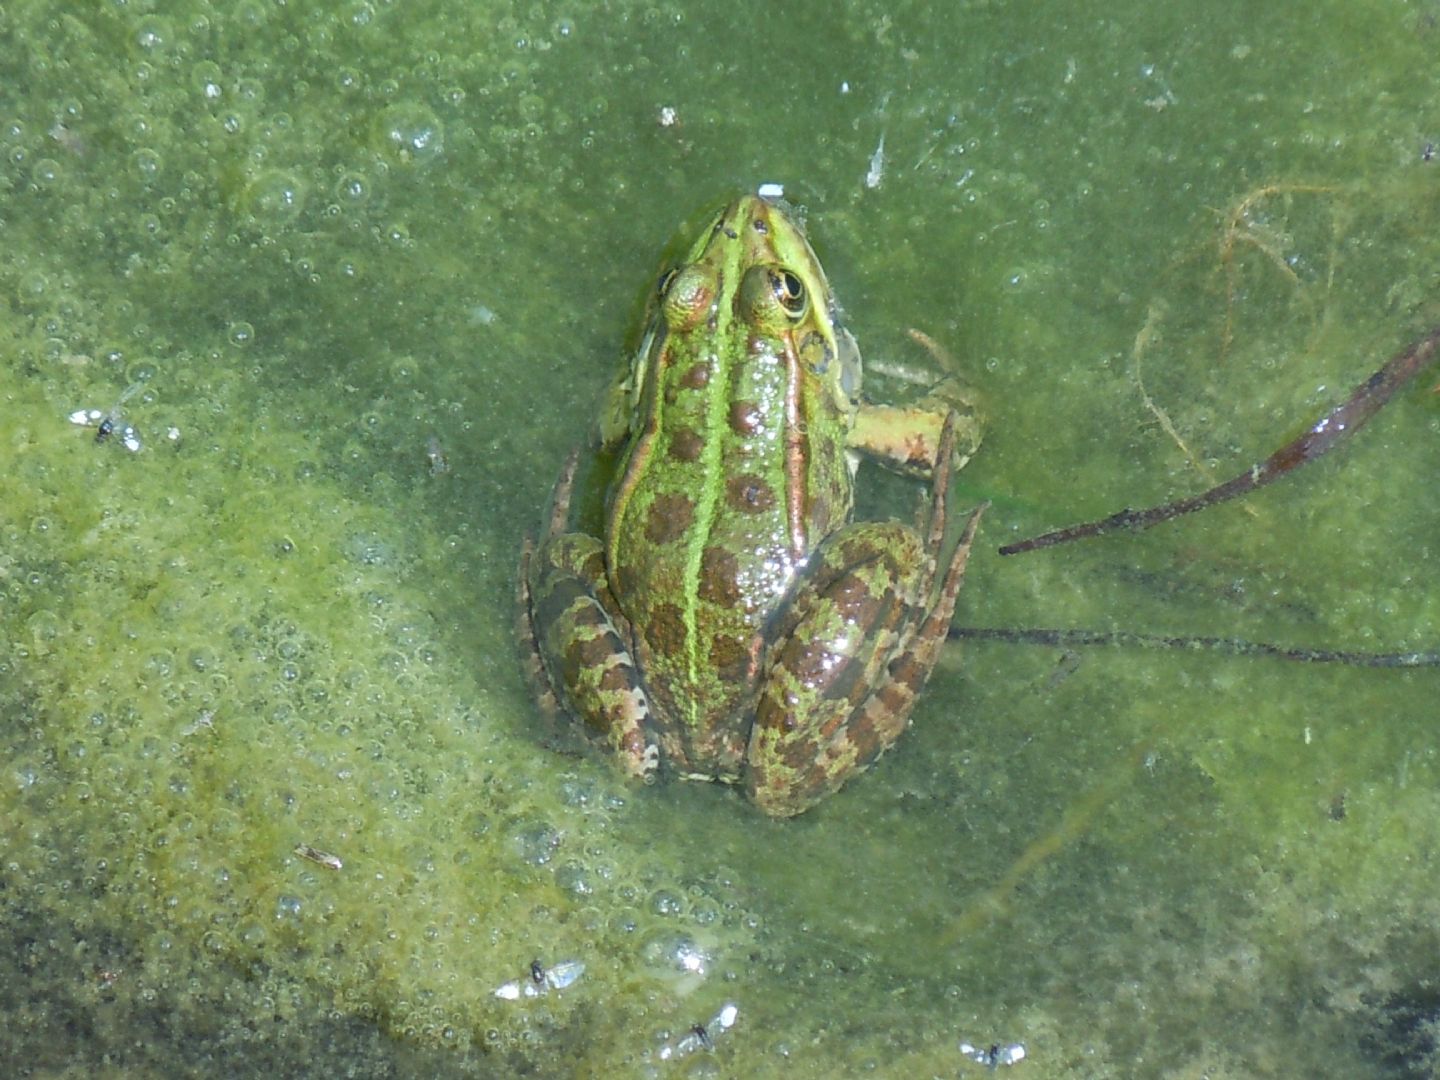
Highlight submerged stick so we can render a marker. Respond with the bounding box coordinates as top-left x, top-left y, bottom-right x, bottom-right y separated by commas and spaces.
948, 625, 1440, 668
999, 324, 1440, 556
